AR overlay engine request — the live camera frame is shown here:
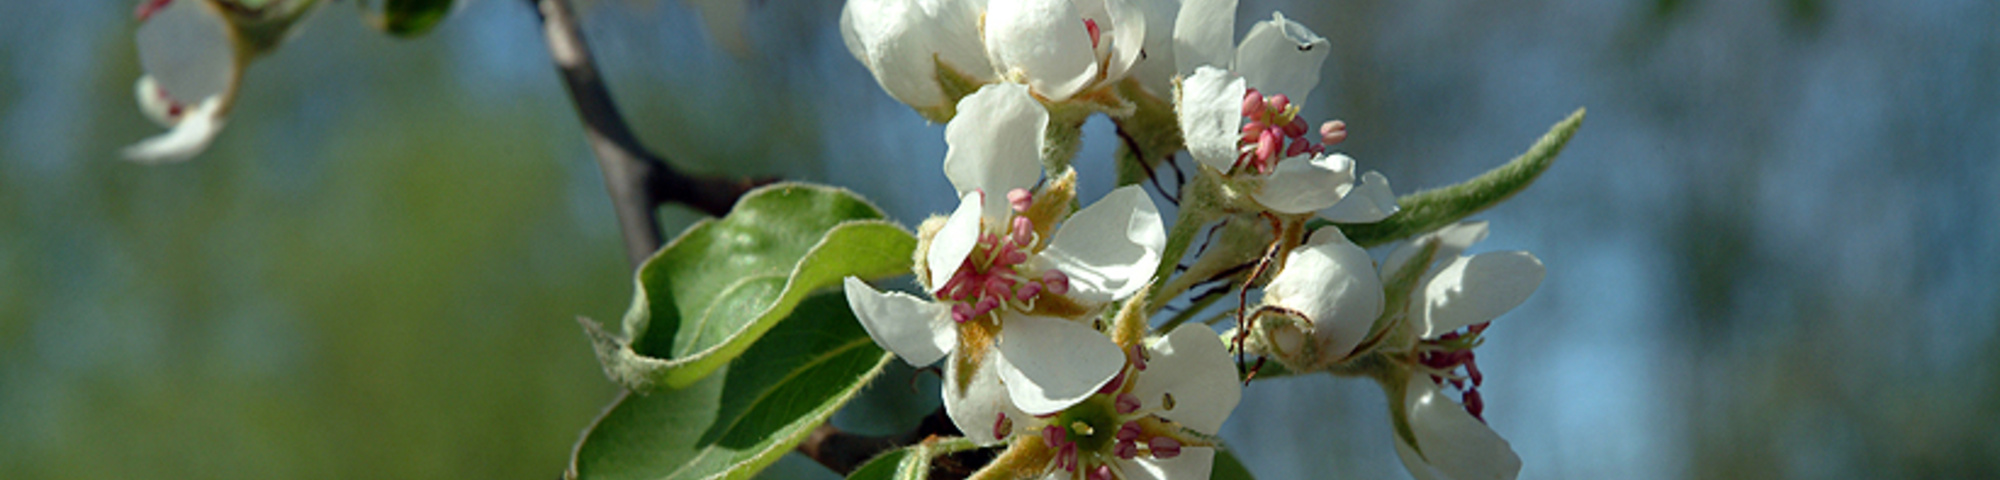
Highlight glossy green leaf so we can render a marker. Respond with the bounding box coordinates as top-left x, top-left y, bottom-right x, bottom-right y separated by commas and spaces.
365, 0, 455, 37
1213, 449, 1257, 480
1326, 108, 1584, 248
569, 293, 895, 480
584, 183, 916, 390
